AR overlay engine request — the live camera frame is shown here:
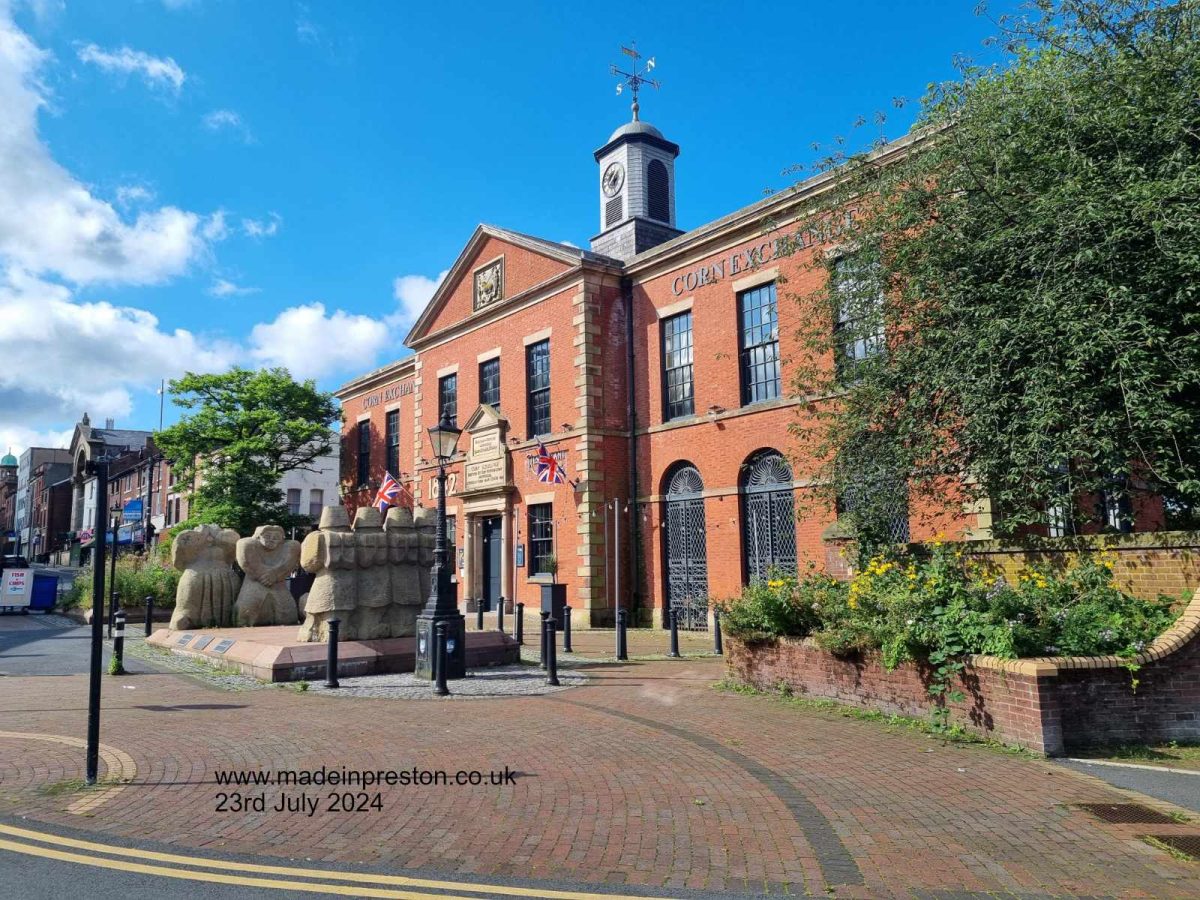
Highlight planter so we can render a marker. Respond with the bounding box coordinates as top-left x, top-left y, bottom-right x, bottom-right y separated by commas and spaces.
725, 587, 1200, 756
540, 583, 566, 622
